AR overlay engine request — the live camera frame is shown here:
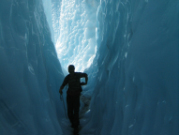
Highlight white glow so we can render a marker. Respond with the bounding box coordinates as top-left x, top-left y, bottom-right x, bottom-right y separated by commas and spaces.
54, 0, 99, 72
